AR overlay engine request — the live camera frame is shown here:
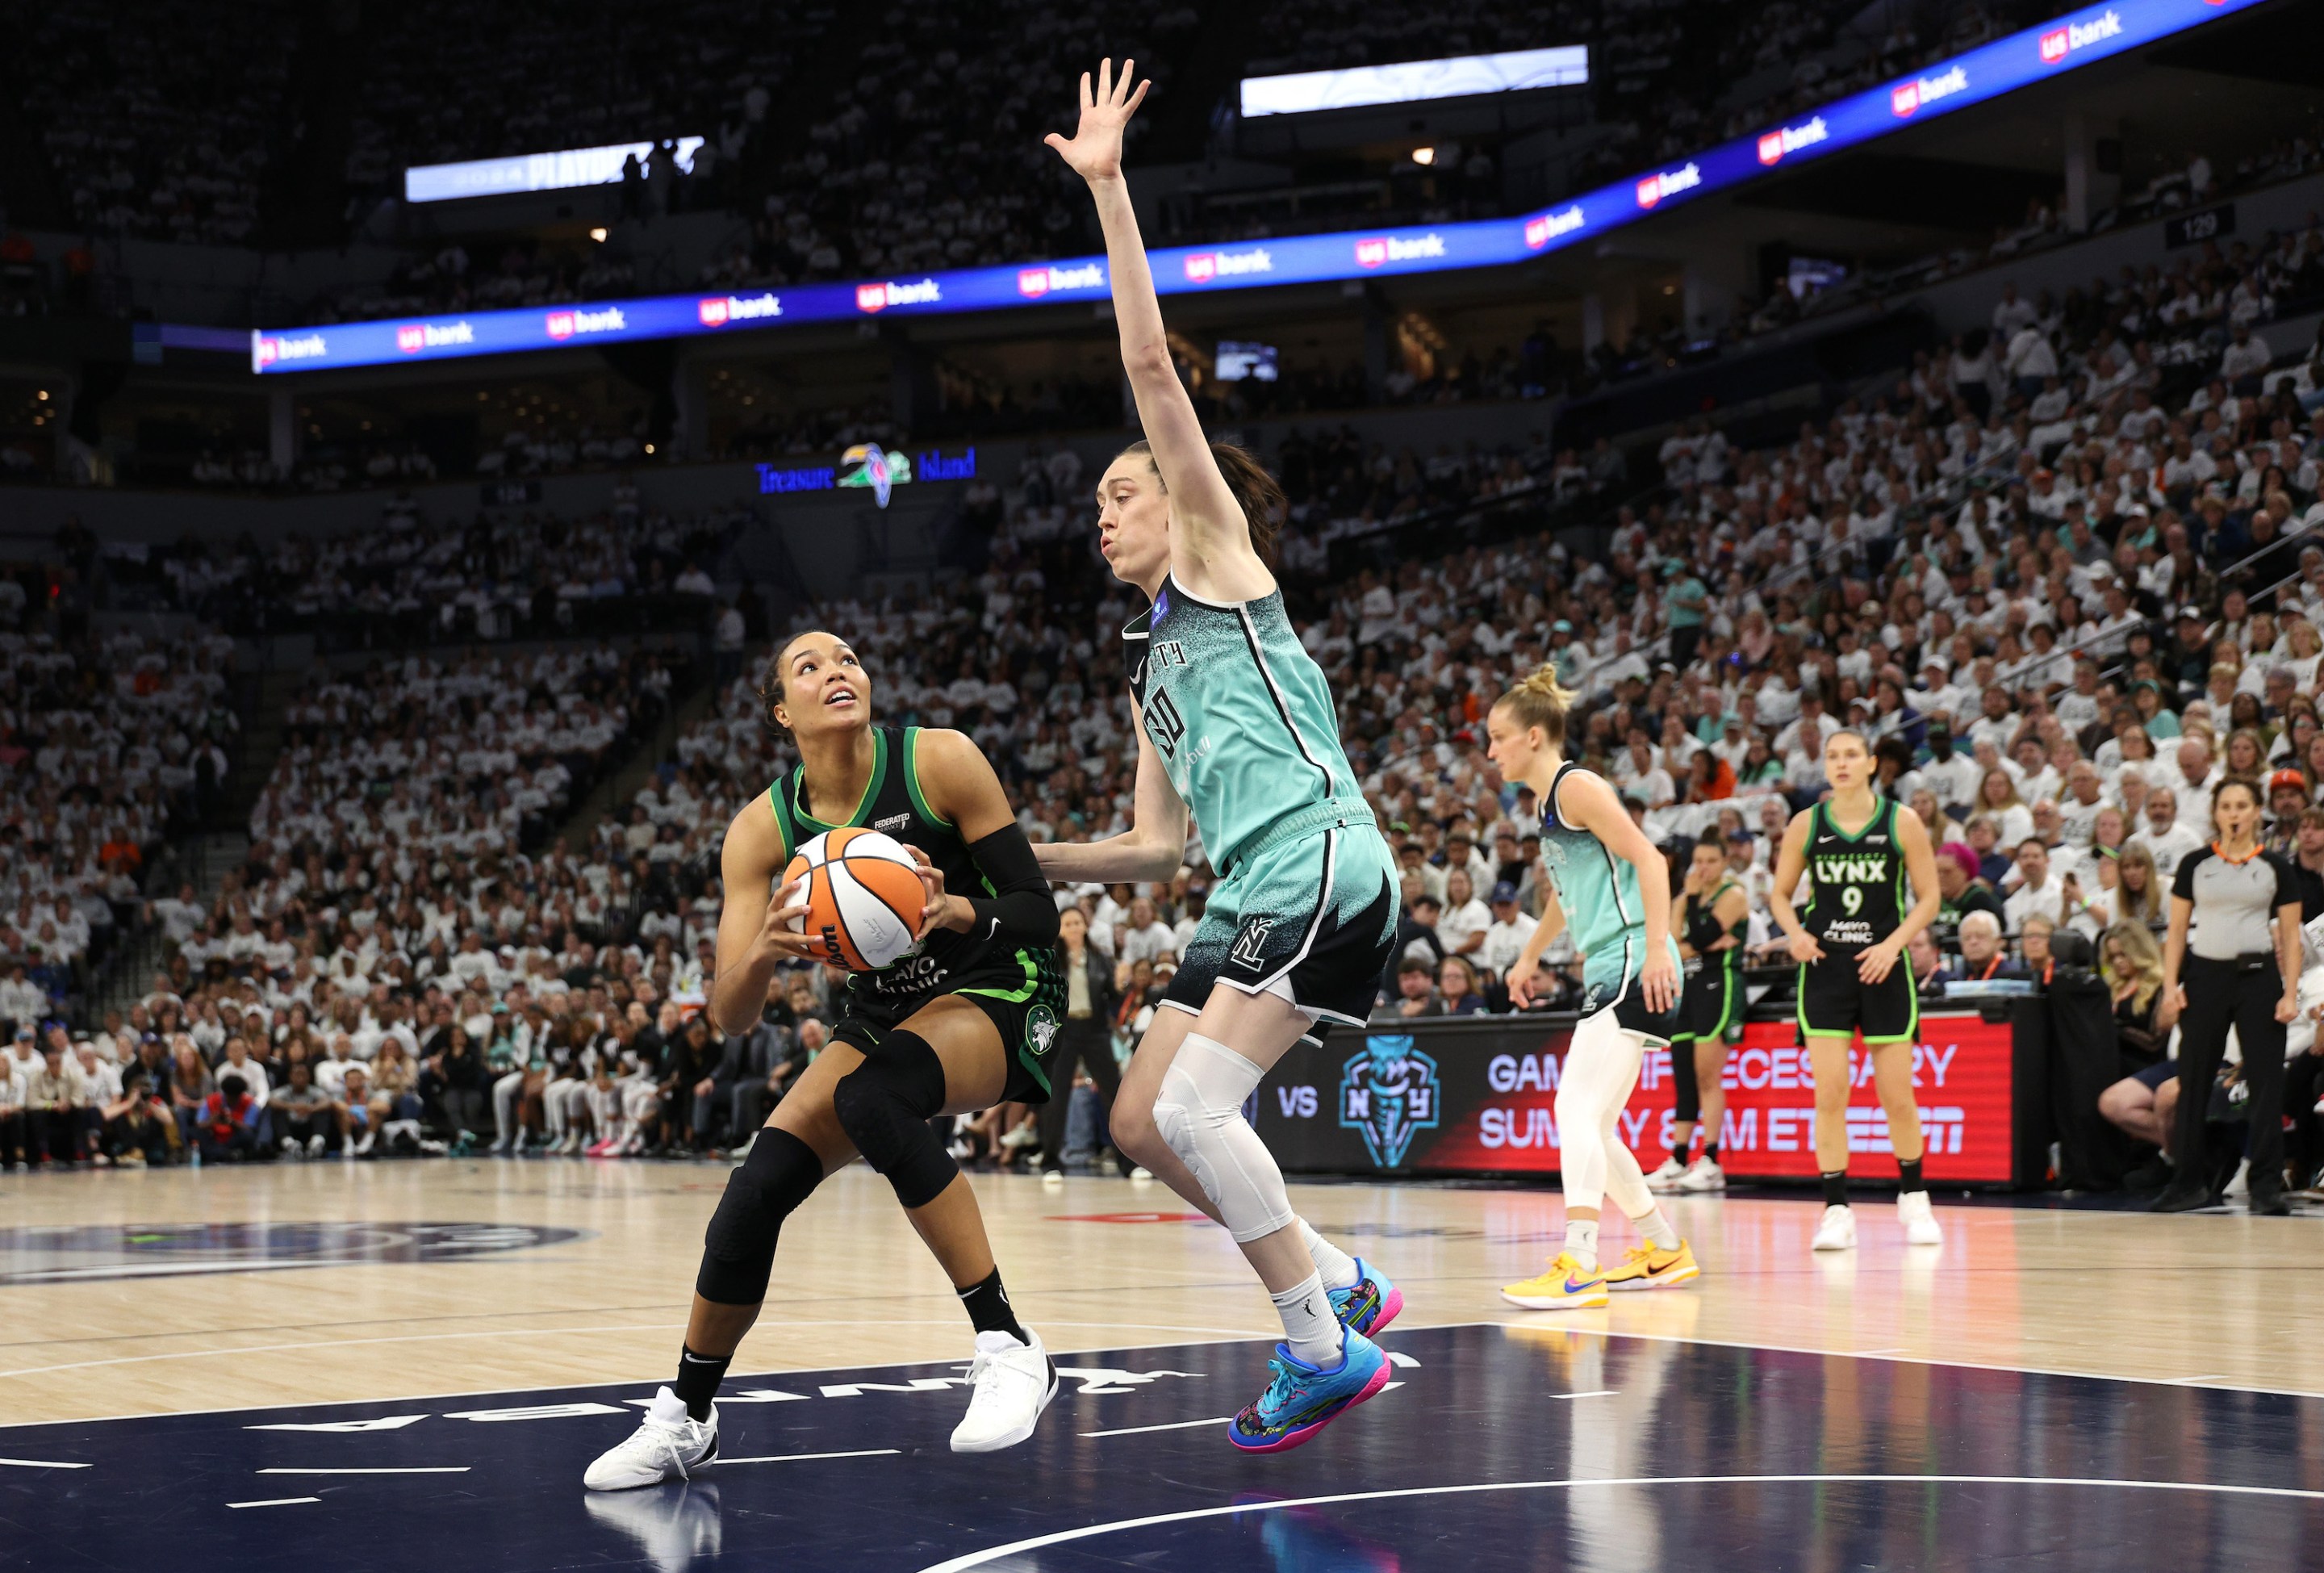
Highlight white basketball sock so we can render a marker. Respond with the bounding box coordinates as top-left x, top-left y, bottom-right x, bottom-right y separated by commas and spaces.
1270, 1270, 1342, 1367
1630, 1204, 1680, 1251
1564, 1218, 1600, 1272
1300, 1219, 1361, 1291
